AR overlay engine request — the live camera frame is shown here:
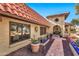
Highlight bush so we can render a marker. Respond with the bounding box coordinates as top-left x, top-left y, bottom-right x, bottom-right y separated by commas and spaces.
31, 38, 39, 44
75, 39, 79, 47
